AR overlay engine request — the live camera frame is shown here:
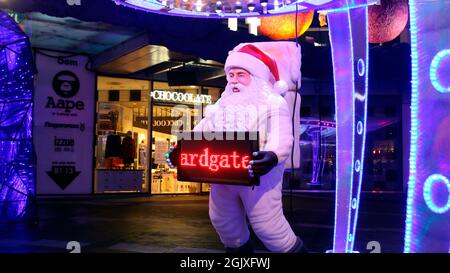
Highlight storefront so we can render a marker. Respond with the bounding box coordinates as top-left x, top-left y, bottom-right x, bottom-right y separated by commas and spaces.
94, 76, 220, 195
31, 49, 407, 197
31, 49, 222, 196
